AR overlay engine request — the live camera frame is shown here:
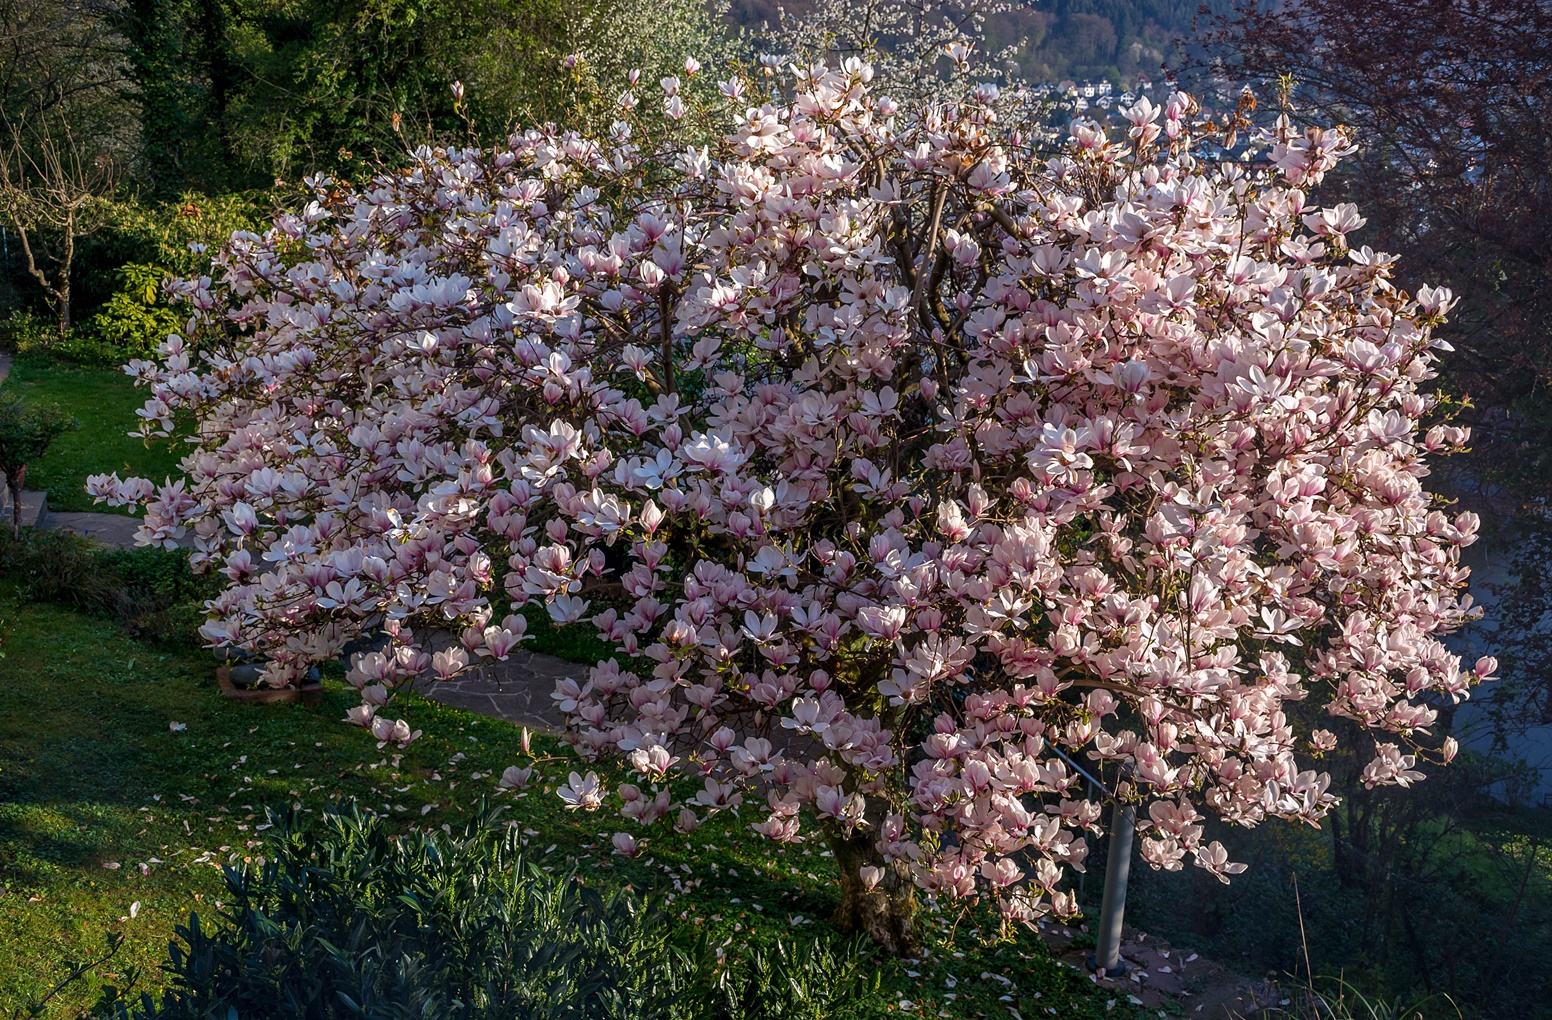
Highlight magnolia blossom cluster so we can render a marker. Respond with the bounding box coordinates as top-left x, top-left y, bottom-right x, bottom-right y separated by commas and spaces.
91, 58, 1493, 925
